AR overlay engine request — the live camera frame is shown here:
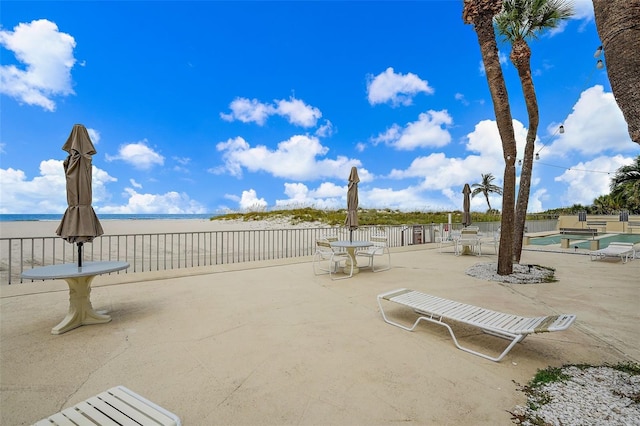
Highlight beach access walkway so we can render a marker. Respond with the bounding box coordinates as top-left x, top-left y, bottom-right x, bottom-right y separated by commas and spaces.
1, 244, 638, 425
